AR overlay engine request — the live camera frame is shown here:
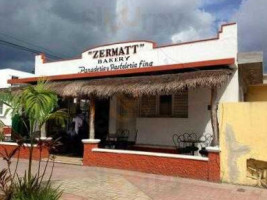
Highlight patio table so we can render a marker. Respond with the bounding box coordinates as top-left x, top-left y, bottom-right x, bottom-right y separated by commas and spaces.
106, 134, 129, 149
180, 139, 203, 155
